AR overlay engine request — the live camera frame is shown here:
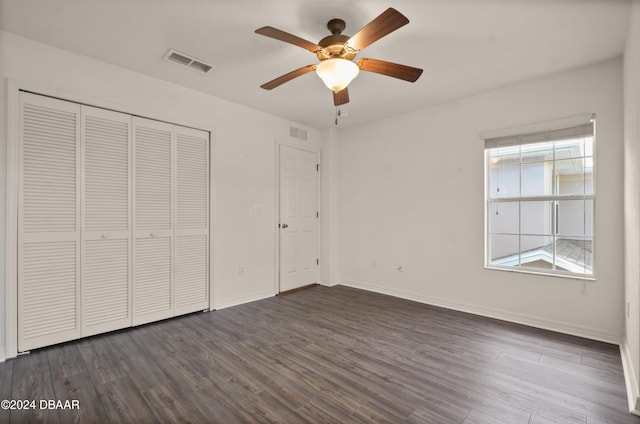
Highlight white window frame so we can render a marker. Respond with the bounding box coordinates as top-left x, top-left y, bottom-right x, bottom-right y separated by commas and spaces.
484, 117, 596, 280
